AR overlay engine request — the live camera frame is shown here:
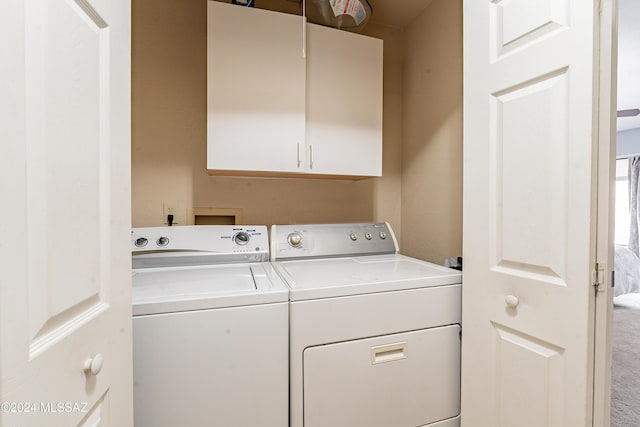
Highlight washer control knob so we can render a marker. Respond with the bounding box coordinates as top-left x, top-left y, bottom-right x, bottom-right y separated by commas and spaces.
134, 237, 148, 248
349, 233, 358, 241
365, 233, 372, 240
234, 232, 250, 246
287, 232, 303, 247
379, 231, 387, 240
157, 236, 169, 247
